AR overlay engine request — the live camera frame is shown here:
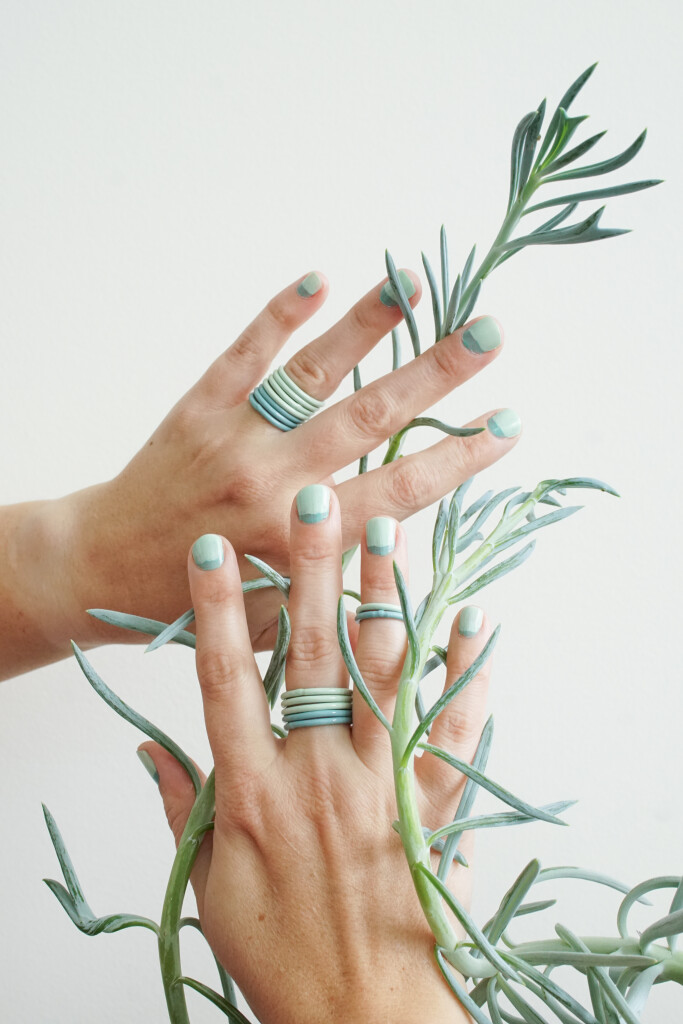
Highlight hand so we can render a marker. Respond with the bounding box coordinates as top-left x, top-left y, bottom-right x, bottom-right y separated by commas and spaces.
140, 487, 497, 1024
60, 269, 514, 652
